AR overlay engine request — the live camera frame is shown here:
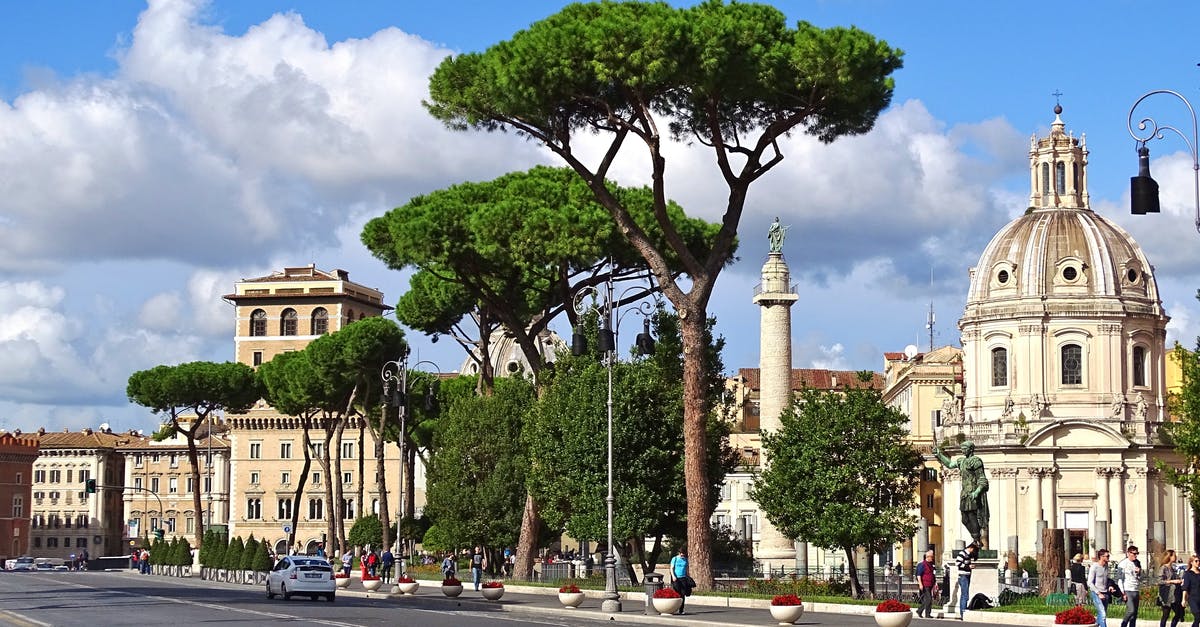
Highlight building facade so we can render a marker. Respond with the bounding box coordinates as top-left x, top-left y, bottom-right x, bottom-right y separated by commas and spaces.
120, 430, 230, 544
0, 432, 39, 561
